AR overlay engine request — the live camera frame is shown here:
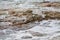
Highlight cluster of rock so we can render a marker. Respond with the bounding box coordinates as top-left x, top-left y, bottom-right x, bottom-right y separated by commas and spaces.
0, 8, 60, 27
0, 9, 43, 29
8, 9, 43, 25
